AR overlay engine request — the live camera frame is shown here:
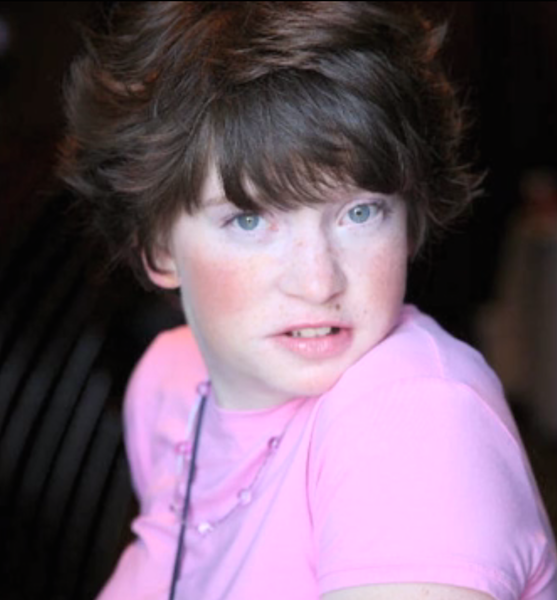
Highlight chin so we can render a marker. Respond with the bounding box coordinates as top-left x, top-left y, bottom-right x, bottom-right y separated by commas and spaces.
282, 371, 344, 400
